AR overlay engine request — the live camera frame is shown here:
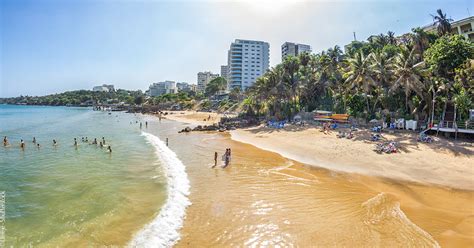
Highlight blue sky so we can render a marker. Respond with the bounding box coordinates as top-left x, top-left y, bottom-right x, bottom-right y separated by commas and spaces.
1, 0, 472, 97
